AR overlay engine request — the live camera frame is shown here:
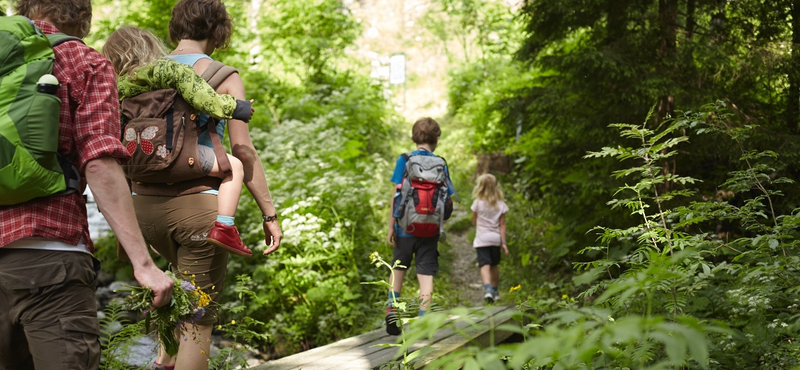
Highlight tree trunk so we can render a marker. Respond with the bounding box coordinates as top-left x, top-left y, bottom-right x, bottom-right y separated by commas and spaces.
656, 0, 679, 194
789, 0, 800, 133
656, 0, 679, 123
686, 0, 696, 40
